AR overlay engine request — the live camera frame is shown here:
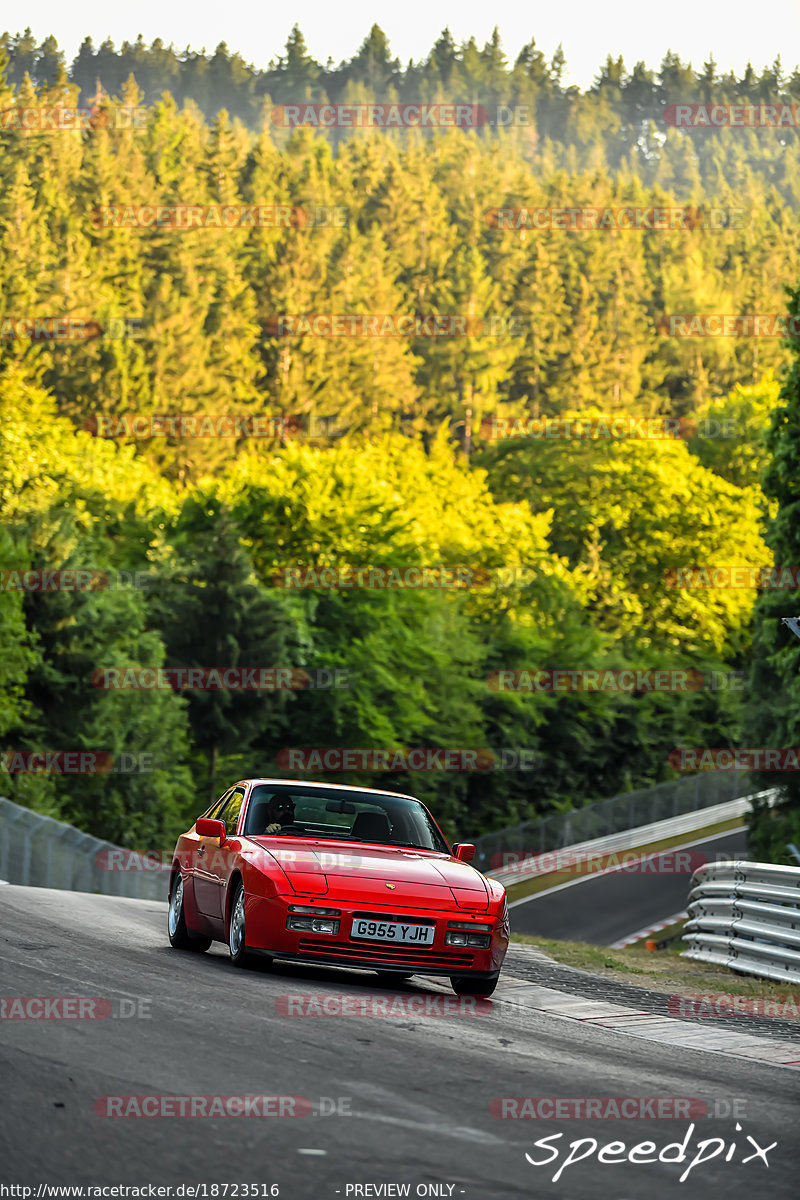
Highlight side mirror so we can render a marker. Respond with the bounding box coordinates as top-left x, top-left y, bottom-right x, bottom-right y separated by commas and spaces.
453, 843, 475, 862
196, 817, 227, 844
